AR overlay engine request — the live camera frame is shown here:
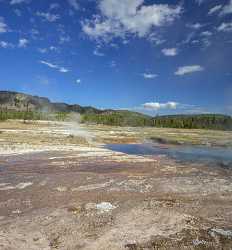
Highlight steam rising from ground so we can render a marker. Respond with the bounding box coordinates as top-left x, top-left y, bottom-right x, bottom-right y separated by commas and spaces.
64, 113, 94, 144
